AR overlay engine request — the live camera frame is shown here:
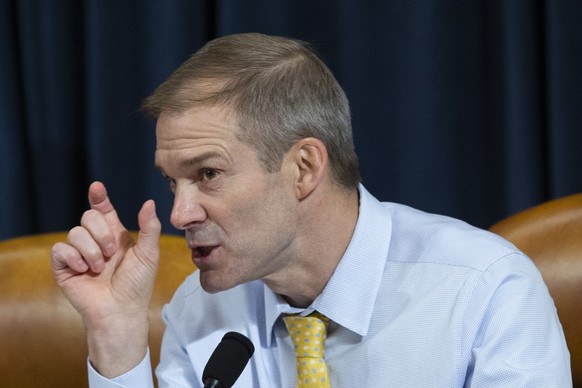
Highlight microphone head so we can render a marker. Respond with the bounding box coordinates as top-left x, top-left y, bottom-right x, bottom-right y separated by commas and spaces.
202, 331, 255, 388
